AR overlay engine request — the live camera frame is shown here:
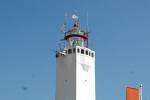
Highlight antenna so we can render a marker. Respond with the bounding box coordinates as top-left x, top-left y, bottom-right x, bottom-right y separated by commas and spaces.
64, 13, 67, 25
86, 11, 89, 31
60, 13, 68, 33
